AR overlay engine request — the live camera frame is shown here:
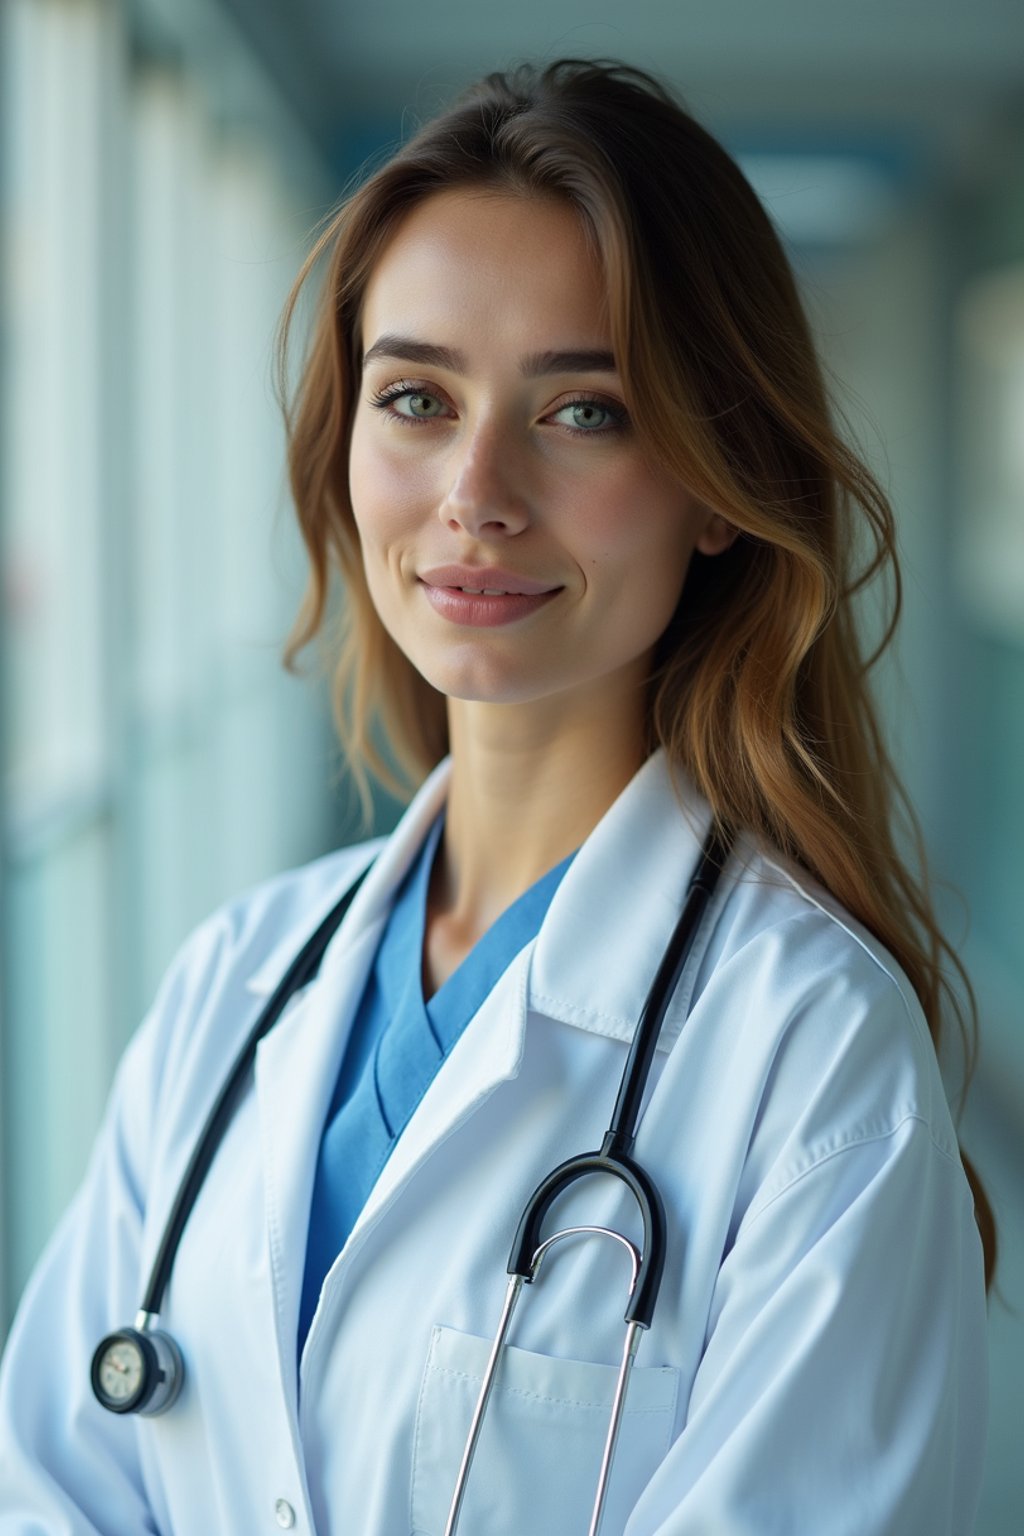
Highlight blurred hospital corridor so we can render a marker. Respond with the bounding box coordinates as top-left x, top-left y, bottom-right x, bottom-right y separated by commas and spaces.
1, 2, 1022, 1530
